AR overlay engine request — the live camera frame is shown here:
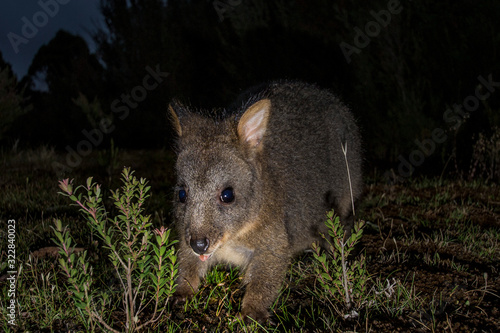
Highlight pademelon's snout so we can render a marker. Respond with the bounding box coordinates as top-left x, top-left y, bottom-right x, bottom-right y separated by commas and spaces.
190, 237, 210, 255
